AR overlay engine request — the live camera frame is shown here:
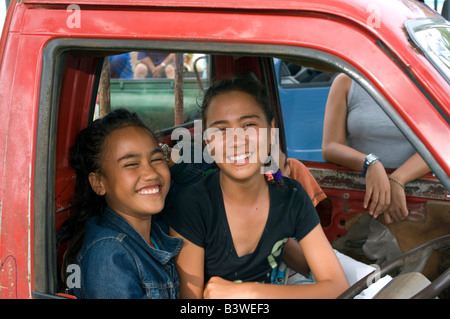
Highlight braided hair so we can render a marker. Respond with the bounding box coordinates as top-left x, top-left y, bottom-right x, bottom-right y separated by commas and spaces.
58, 108, 154, 285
